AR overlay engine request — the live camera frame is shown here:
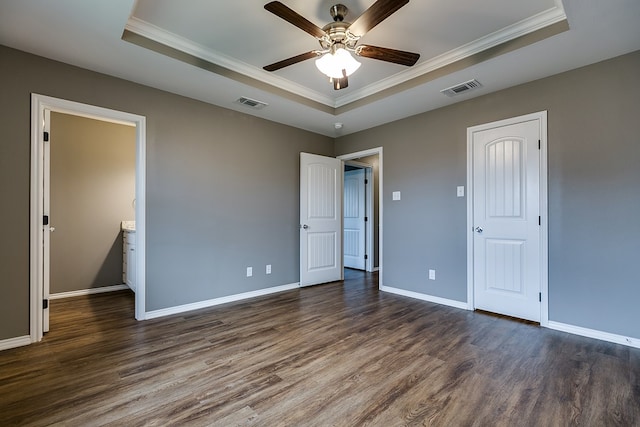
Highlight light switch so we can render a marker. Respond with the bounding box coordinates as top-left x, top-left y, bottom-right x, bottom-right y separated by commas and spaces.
457, 186, 465, 197
246, 267, 253, 277
392, 191, 401, 201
